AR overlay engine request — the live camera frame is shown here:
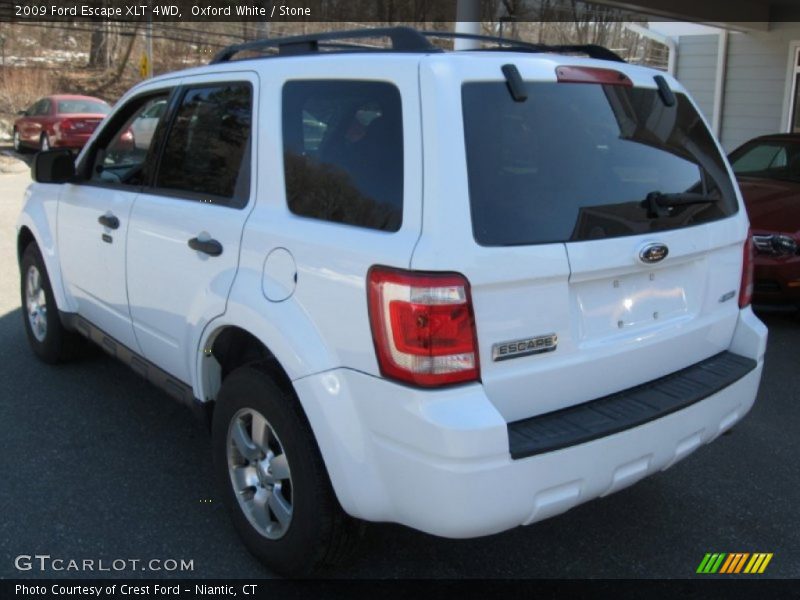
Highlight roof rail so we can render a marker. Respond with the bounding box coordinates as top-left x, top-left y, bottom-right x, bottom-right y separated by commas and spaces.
210, 26, 440, 64
419, 30, 626, 63
209, 26, 625, 65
